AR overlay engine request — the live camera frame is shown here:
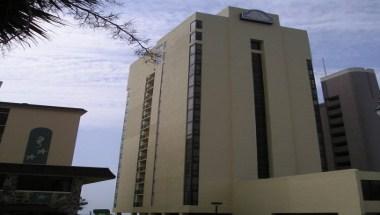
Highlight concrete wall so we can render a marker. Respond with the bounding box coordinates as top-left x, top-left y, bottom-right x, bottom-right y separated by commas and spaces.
233, 170, 366, 215
0, 105, 83, 165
